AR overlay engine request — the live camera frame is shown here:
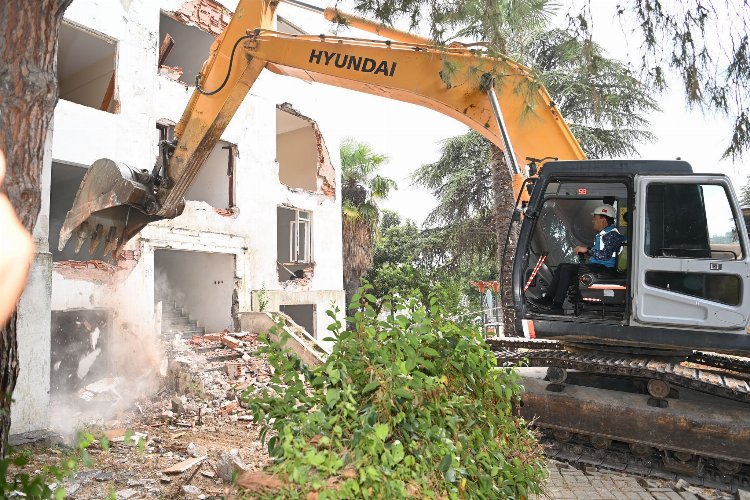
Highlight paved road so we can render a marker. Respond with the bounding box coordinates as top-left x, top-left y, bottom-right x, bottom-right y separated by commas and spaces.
537, 461, 735, 500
